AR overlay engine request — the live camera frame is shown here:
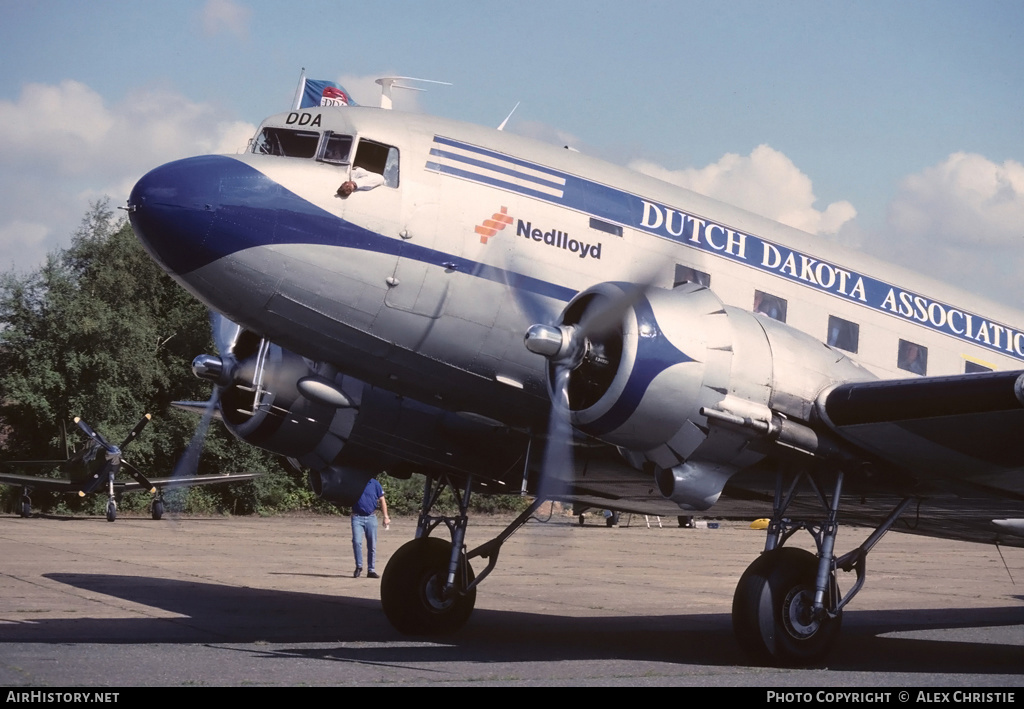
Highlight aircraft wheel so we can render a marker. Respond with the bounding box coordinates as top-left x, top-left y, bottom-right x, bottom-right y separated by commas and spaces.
152, 500, 165, 521
732, 547, 841, 667
20, 500, 32, 518
578, 514, 585, 526
106, 501, 117, 523
381, 537, 476, 635
605, 511, 619, 527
